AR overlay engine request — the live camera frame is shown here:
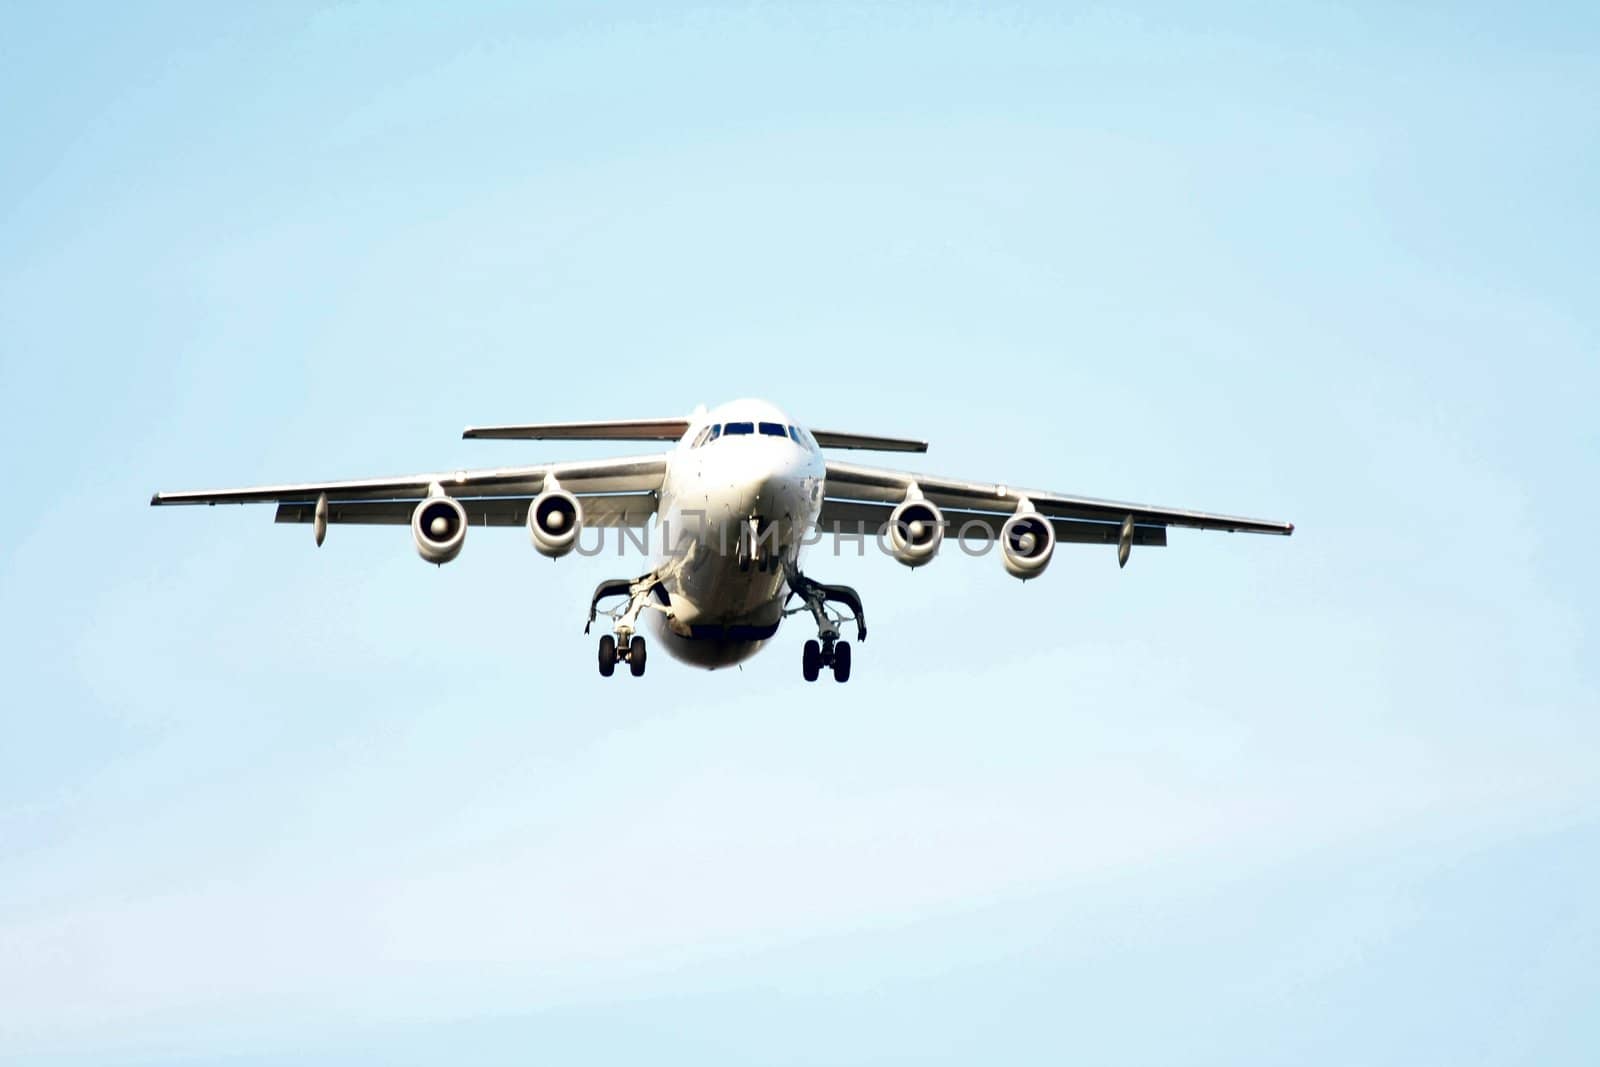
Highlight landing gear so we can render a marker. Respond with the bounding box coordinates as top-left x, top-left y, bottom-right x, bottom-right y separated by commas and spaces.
596, 632, 647, 677
786, 563, 865, 684
799, 637, 852, 683
588, 570, 669, 679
